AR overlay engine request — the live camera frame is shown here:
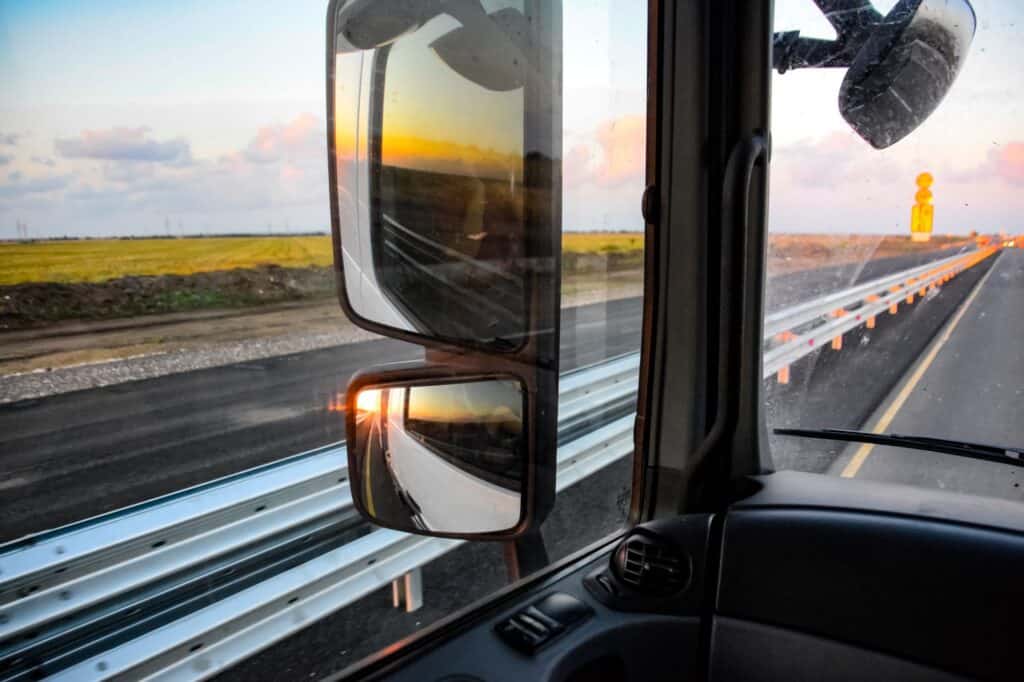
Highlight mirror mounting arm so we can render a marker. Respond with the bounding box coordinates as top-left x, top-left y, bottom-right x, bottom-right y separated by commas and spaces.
773, 0, 882, 74
502, 528, 549, 581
